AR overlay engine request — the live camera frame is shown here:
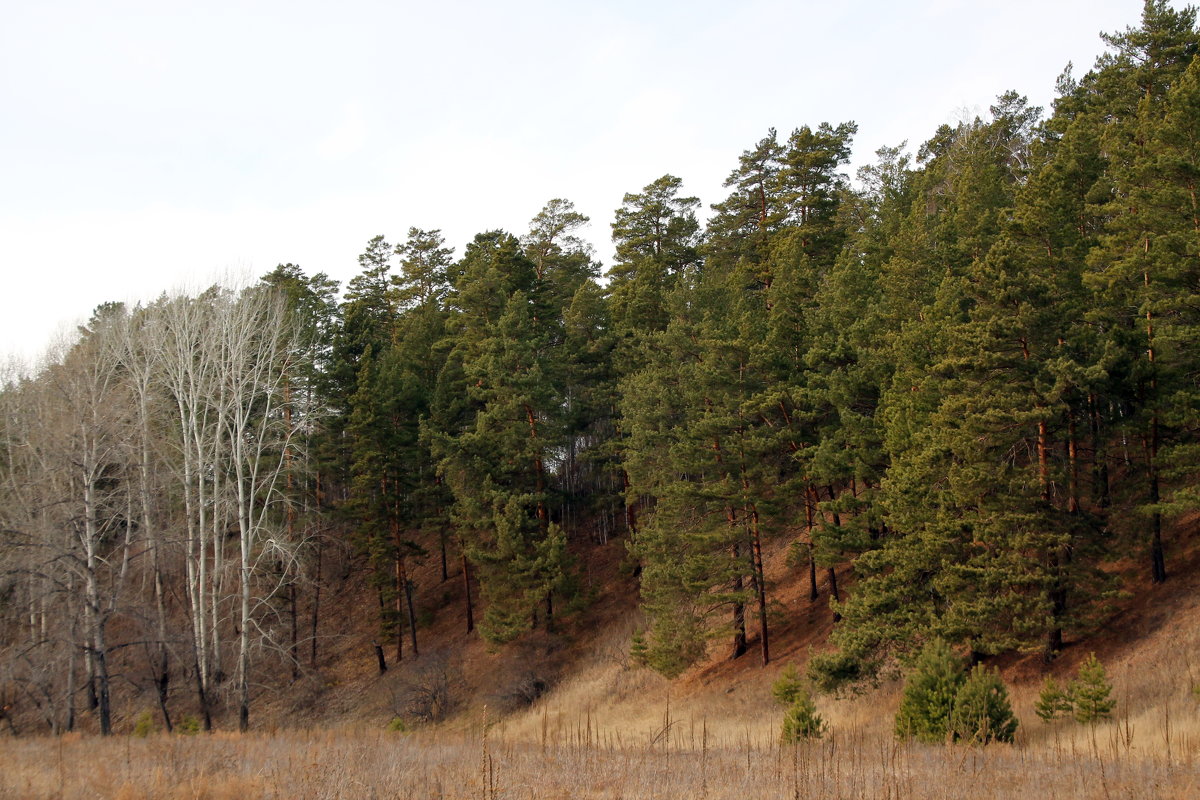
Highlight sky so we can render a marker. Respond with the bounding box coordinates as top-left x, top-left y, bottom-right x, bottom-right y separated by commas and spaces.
0, 0, 1166, 367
